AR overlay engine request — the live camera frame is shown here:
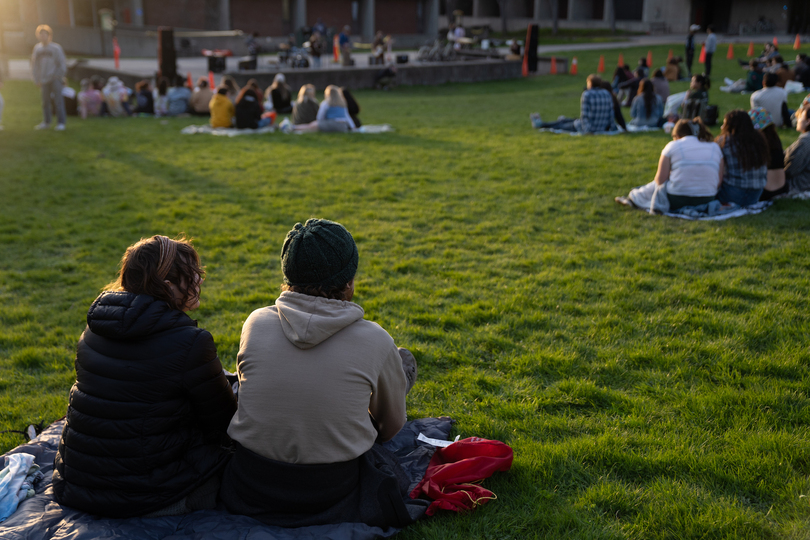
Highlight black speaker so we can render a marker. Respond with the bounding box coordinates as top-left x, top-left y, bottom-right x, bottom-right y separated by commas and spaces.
157, 27, 177, 83
525, 24, 538, 72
